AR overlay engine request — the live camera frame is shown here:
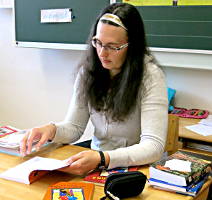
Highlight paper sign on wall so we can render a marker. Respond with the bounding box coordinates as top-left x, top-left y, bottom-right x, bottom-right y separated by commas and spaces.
41, 8, 72, 23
